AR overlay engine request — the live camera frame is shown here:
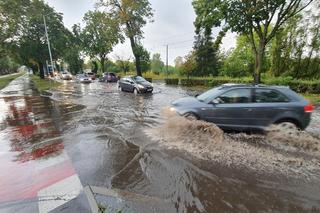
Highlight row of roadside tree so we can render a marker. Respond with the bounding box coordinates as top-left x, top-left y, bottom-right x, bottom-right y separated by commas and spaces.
1, 0, 319, 84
